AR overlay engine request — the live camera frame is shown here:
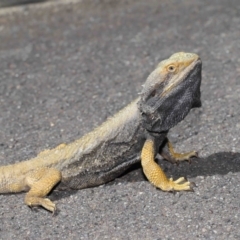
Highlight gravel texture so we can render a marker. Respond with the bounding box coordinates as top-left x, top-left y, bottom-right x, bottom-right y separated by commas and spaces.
0, 0, 240, 239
